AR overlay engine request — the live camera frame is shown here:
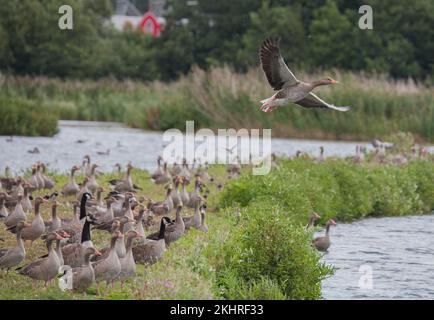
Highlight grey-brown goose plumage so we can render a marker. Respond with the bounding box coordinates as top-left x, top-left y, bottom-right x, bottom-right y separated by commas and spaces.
259, 37, 350, 113
147, 204, 185, 245
183, 197, 202, 230
61, 165, 80, 196
0, 221, 31, 271
132, 216, 168, 265
62, 193, 95, 267
305, 212, 321, 230
118, 230, 141, 288
17, 232, 64, 287
93, 231, 123, 293
69, 247, 101, 292
9, 197, 47, 244
313, 219, 337, 252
